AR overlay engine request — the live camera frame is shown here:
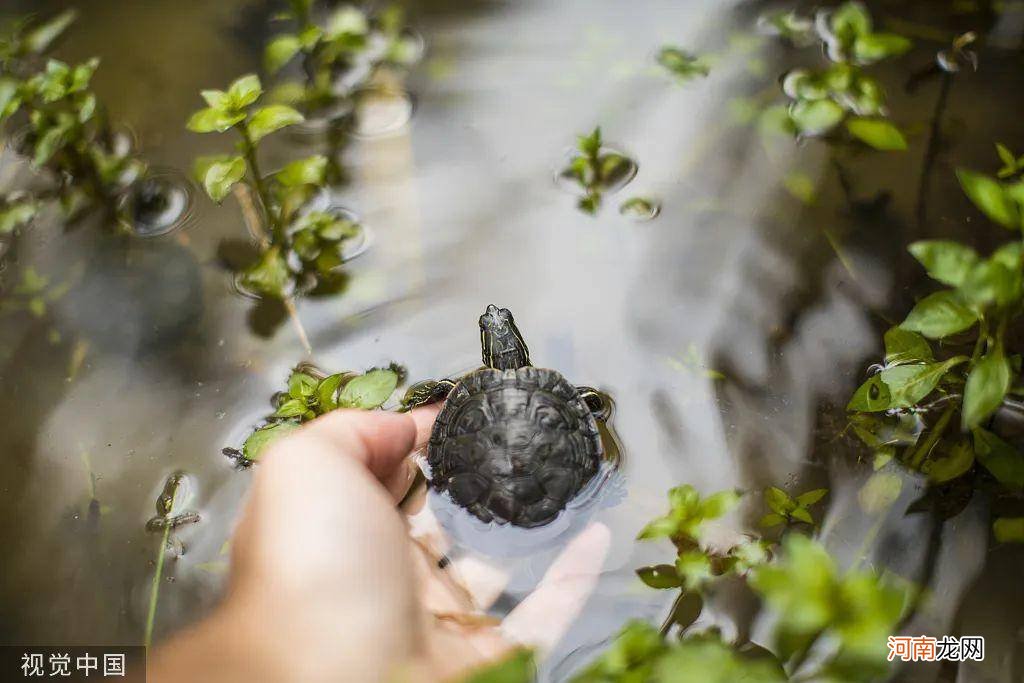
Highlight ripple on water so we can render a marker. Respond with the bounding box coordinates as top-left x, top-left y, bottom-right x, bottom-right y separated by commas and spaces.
119, 168, 196, 237
351, 86, 415, 139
